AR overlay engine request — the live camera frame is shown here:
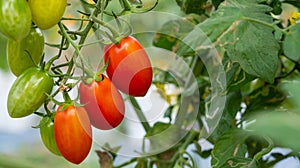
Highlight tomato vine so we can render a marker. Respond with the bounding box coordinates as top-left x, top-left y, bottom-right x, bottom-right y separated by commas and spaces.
1, 0, 300, 167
